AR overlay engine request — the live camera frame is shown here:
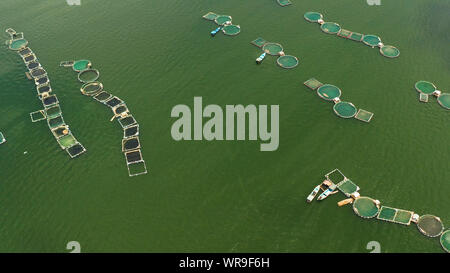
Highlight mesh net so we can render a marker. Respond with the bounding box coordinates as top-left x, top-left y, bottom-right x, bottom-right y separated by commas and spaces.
57, 133, 77, 149
215, 15, 232, 25
72, 60, 91, 72
303, 78, 323, 90
66, 143, 86, 158
325, 169, 346, 184
202, 12, 218, 21
30, 110, 46, 122
277, 0, 292, 6
337, 179, 360, 197
222, 24, 240, 36
333, 102, 357, 118
419, 93, 429, 102
417, 215, 444, 237
362, 35, 381, 47
118, 115, 137, 129
122, 137, 141, 152
81, 82, 103, 96
47, 115, 65, 129
348, 32, 364, 41
9, 39, 28, 50
415, 81, 436, 95
127, 160, 148, 177
354, 109, 374, 122
94, 91, 112, 103
380, 45, 400, 58
277, 55, 299, 69
304, 12, 323, 22
377, 206, 413, 225
338, 29, 352, 38
78, 69, 100, 83
42, 95, 59, 107
251, 37, 267, 48
45, 105, 62, 119
317, 84, 341, 101
320, 22, 341, 34
262, 43, 283, 56
440, 230, 450, 253
353, 197, 379, 219
437, 93, 450, 109
124, 125, 139, 138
